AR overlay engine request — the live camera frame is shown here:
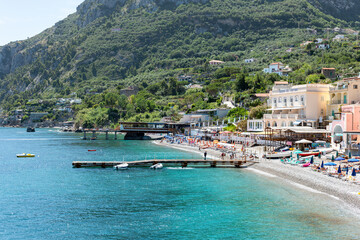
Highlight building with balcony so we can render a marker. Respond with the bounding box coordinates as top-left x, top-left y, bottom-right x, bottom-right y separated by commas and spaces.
328, 77, 360, 118
265, 82, 331, 129
330, 104, 360, 154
